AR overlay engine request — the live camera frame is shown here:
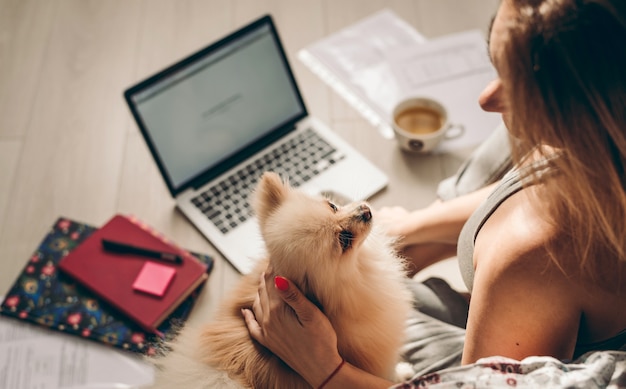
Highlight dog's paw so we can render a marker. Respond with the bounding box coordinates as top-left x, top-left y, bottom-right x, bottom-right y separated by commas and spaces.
395, 361, 416, 382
